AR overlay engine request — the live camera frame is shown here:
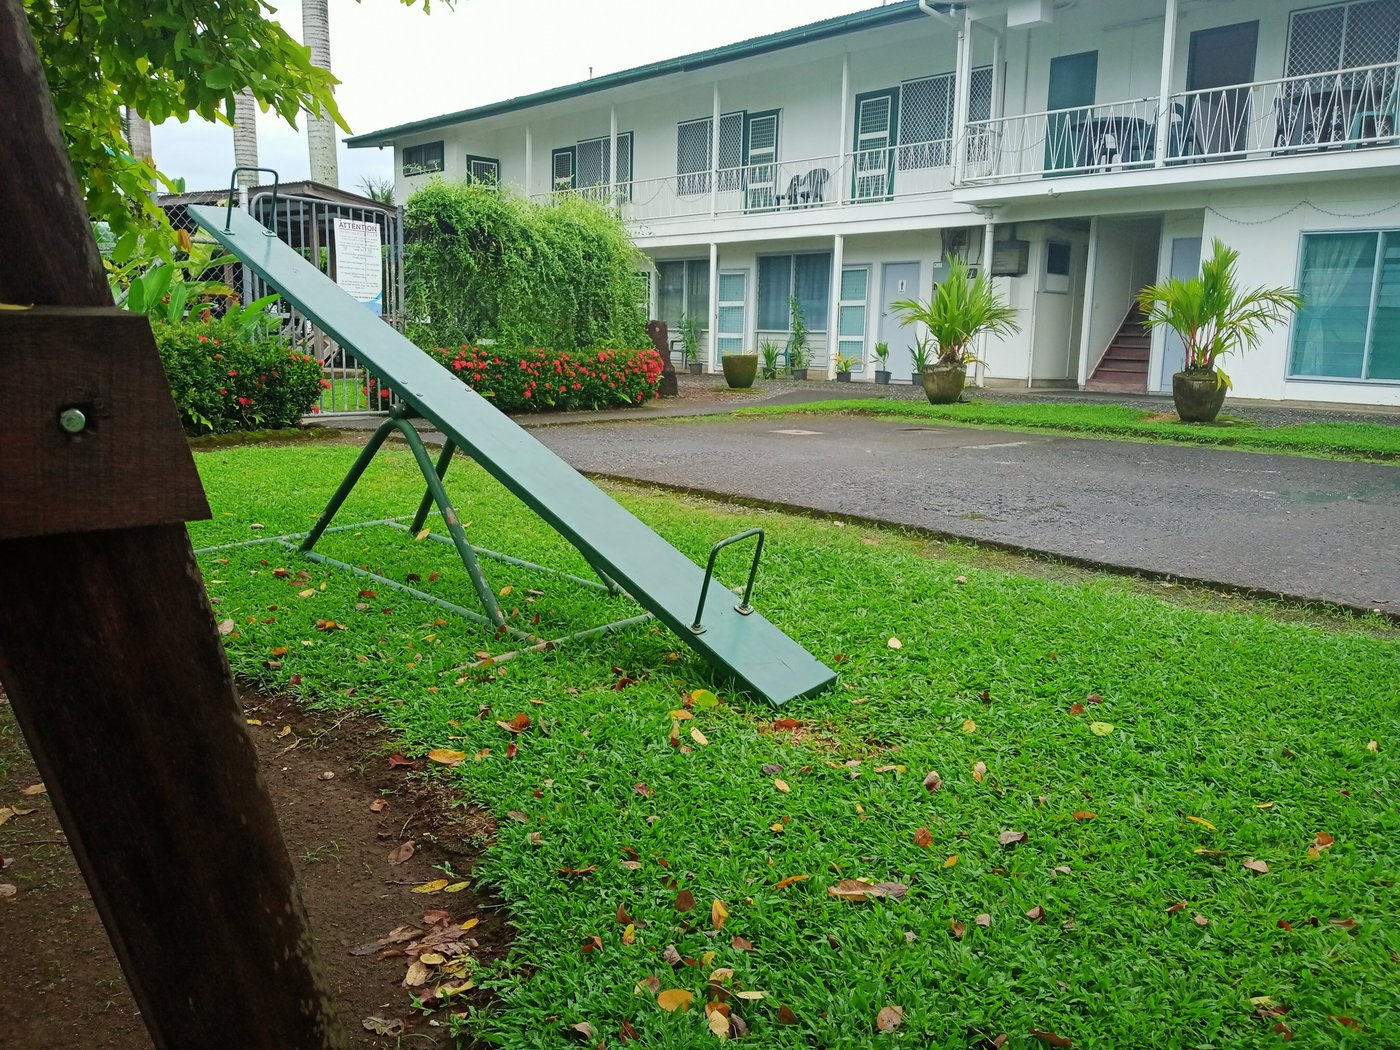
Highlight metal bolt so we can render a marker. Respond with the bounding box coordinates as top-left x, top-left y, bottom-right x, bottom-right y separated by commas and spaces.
59, 407, 87, 434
